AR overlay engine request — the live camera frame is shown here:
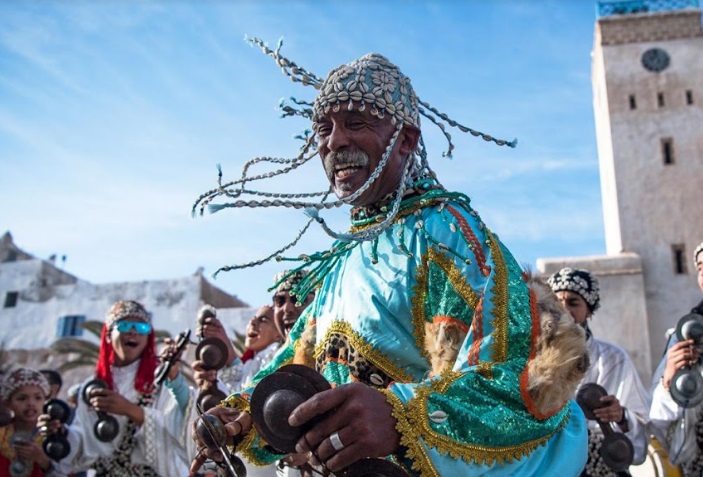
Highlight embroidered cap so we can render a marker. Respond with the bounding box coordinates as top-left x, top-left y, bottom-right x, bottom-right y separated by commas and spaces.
272, 269, 309, 294
694, 241, 703, 267
1, 367, 50, 402
547, 267, 600, 313
312, 53, 419, 129
105, 300, 150, 328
